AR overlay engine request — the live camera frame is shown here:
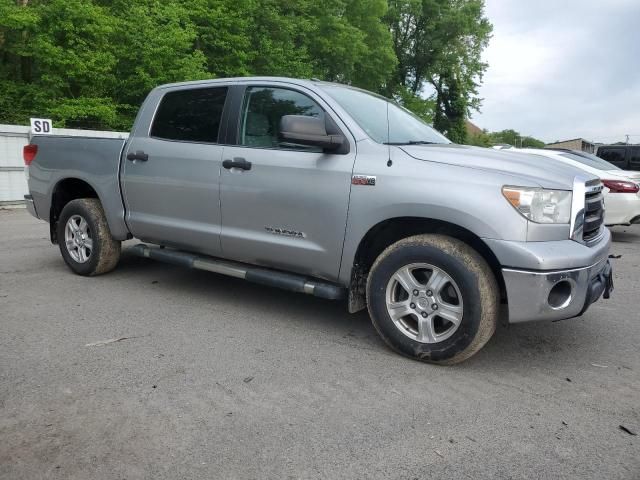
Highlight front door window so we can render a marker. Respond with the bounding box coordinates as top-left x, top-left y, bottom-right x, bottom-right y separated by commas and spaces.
239, 87, 324, 152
